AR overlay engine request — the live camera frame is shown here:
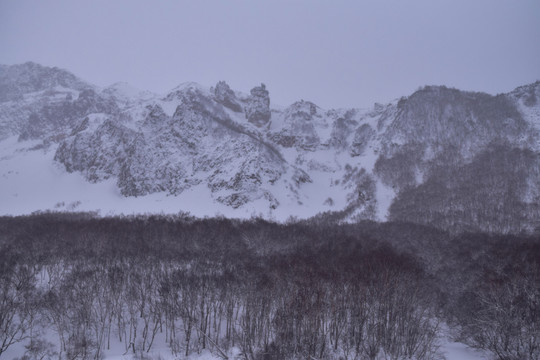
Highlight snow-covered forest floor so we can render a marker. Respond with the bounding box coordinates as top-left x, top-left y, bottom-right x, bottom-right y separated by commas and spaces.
3, 333, 490, 360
